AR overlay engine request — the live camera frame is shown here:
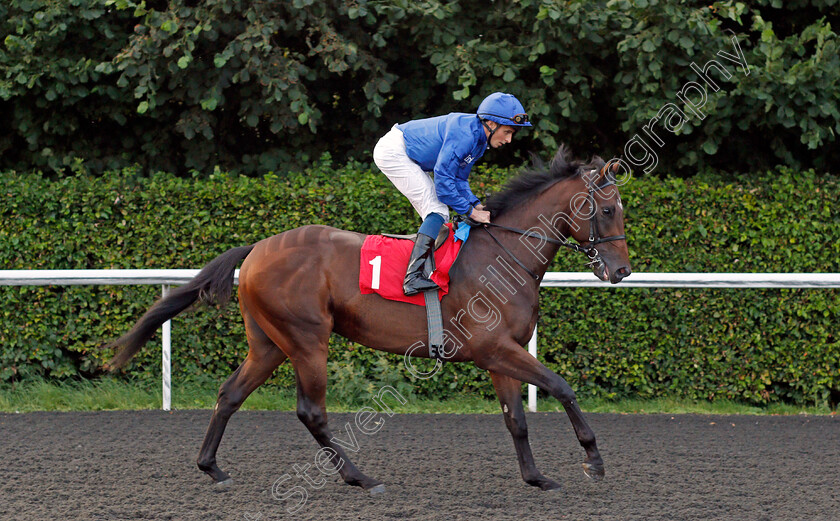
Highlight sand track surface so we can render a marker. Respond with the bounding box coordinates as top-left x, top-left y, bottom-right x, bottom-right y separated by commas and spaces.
2, 410, 838, 520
